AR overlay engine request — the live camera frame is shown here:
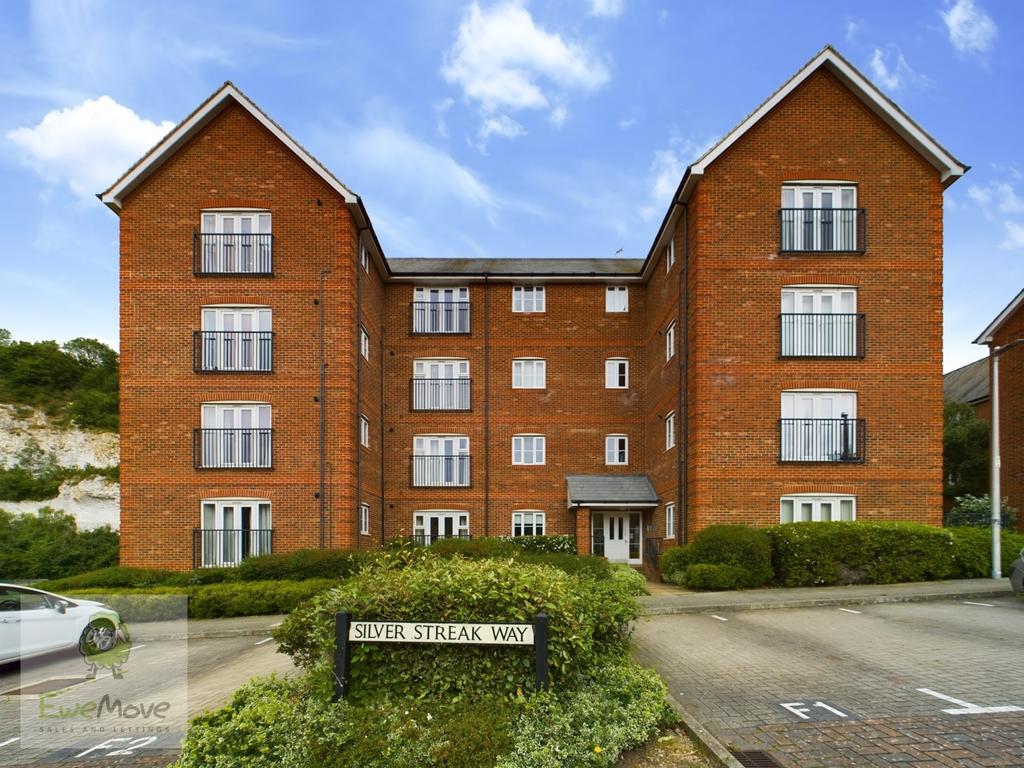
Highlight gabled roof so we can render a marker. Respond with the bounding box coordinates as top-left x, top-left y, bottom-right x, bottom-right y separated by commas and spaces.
943, 357, 989, 404
974, 287, 1024, 345
642, 45, 969, 276
99, 81, 358, 210
566, 475, 659, 507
